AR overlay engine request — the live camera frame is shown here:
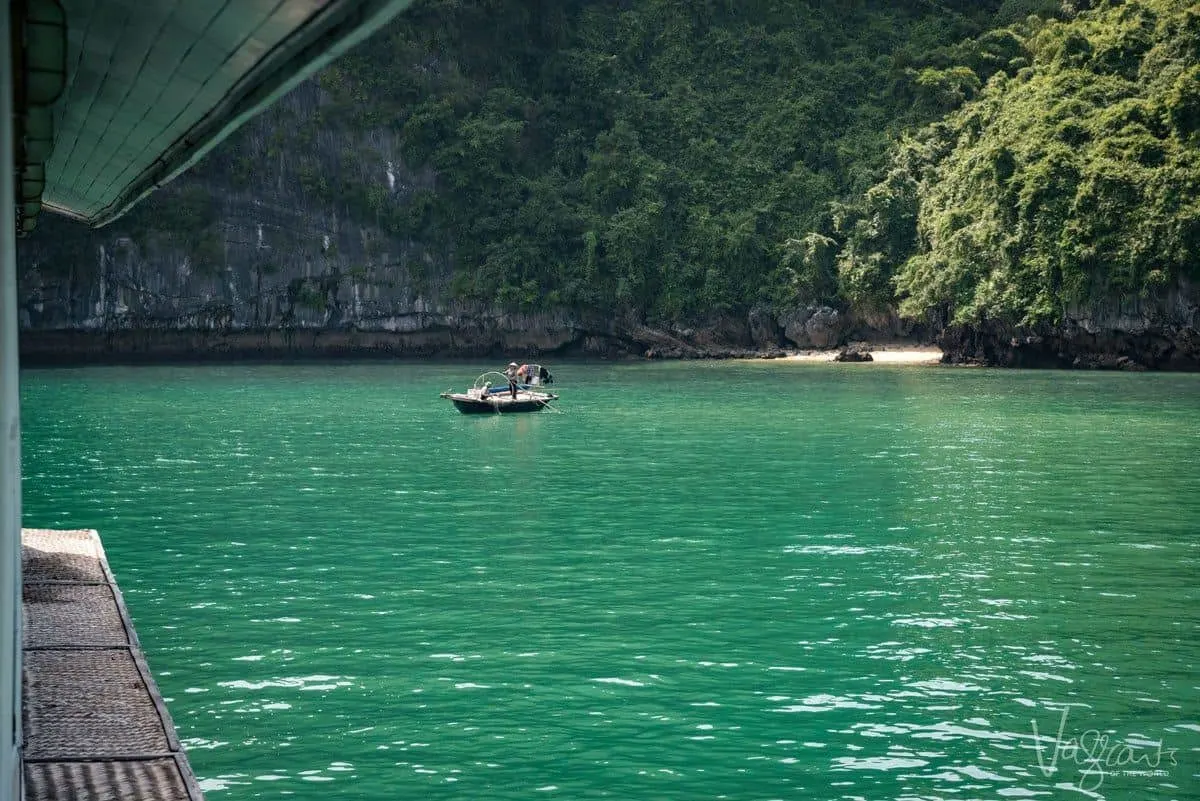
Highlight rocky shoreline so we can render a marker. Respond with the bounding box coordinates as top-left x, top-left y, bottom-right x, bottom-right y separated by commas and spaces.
18, 331, 945, 367
16, 325, 821, 366
17, 299, 1199, 370
21, 320, 1199, 370
15, 303, 893, 366
937, 321, 1200, 371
